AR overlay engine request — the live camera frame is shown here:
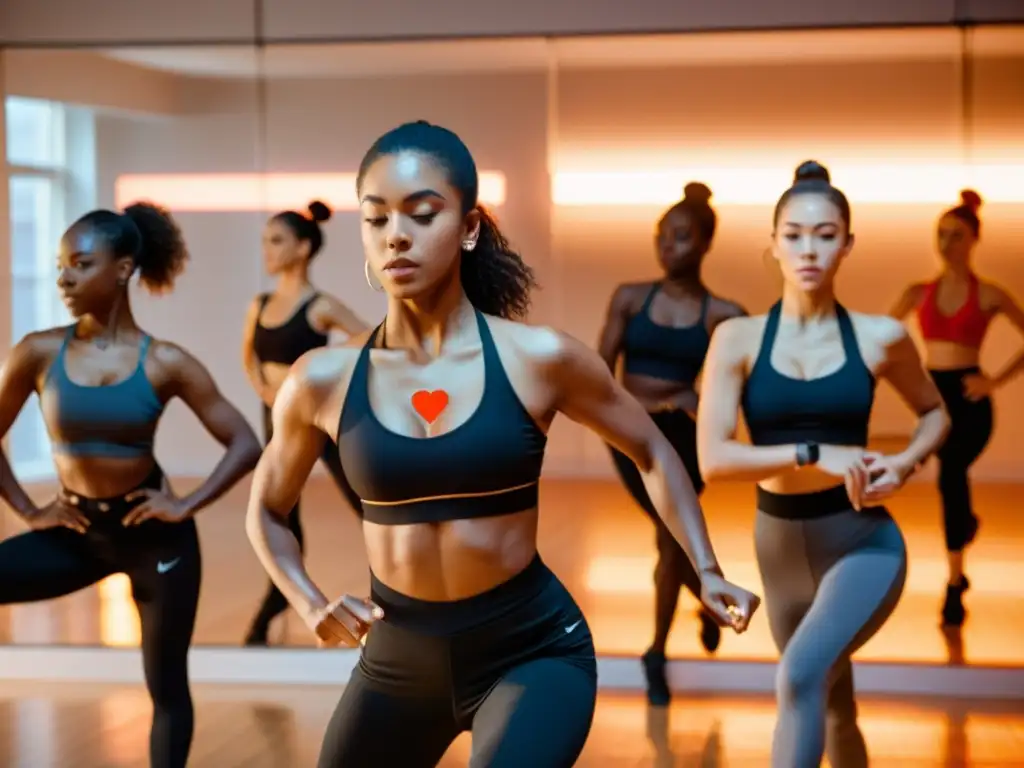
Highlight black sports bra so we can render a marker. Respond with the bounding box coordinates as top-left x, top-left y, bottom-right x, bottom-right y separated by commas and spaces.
252, 293, 328, 366
337, 310, 547, 525
741, 302, 876, 447
621, 283, 711, 384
